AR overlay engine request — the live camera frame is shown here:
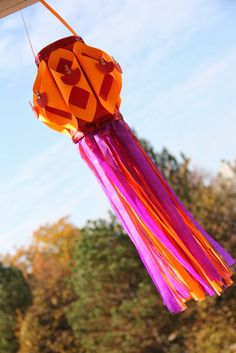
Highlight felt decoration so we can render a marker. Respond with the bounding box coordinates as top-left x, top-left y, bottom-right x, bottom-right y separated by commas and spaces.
32, 1, 234, 312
